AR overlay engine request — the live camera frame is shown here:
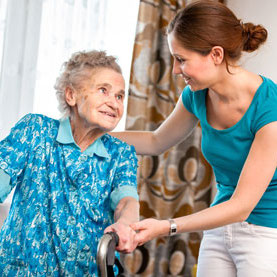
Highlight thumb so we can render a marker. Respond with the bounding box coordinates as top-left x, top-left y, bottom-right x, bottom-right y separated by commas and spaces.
104, 226, 114, 233
130, 221, 143, 231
